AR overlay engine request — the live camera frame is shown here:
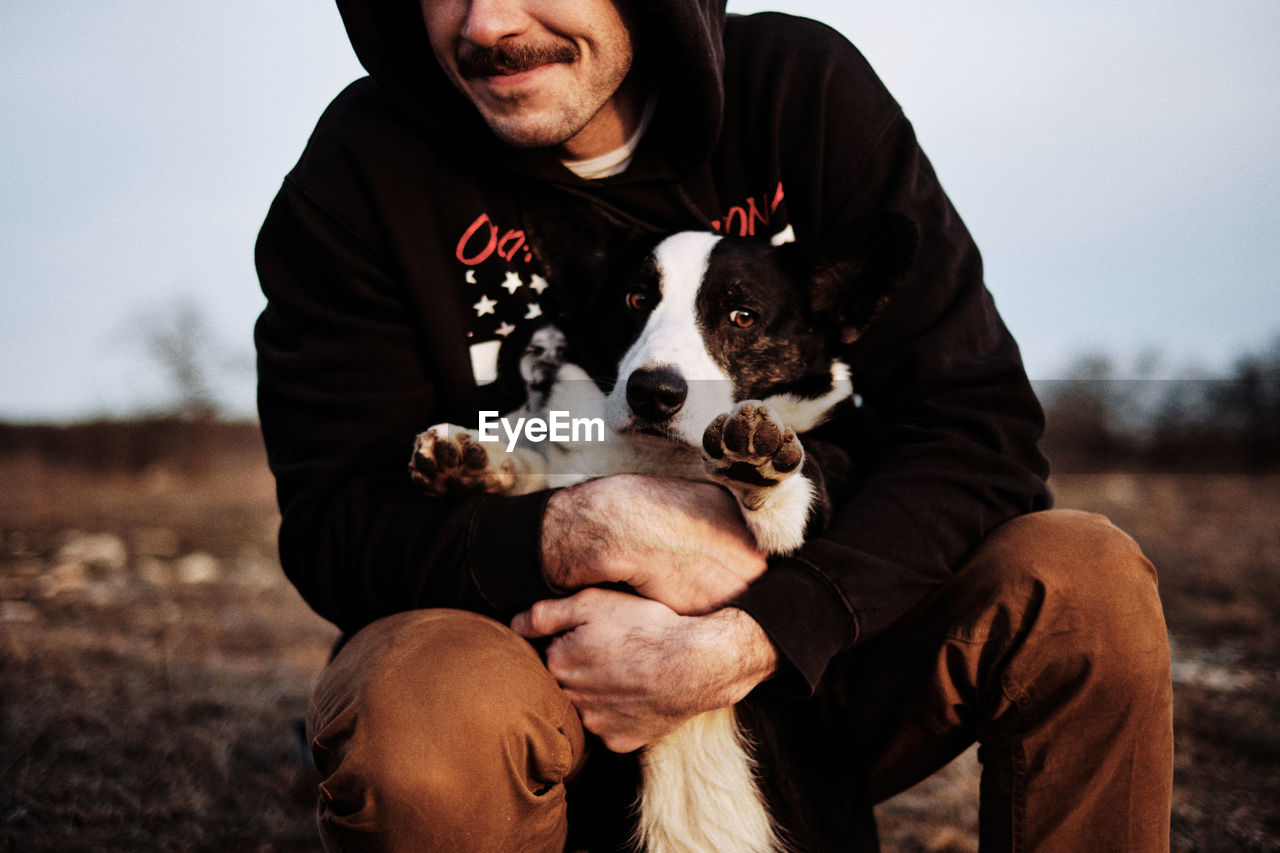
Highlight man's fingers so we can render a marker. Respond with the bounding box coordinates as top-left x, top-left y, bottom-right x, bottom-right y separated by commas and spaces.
513, 586, 652, 637
511, 598, 571, 638
511, 592, 592, 638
